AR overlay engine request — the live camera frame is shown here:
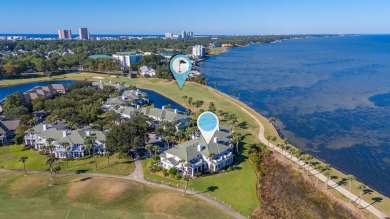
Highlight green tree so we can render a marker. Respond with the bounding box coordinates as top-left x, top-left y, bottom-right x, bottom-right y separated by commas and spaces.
183, 174, 190, 195
3, 91, 27, 112
18, 156, 28, 176
105, 151, 112, 166
145, 144, 154, 159
323, 169, 332, 189
232, 132, 242, 154
283, 138, 289, 156
265, 135, 272, 148
84, 136, 98, 170
182, 95, 188, 106
208, 102, 217, 113
153, 145, 160, 160
45, 156, 56, 186
271, 136, 277, 150
269, 117, 277, 126
106, 115, 150, 157
46, 138, 55, 154
60, 142, 70, 168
